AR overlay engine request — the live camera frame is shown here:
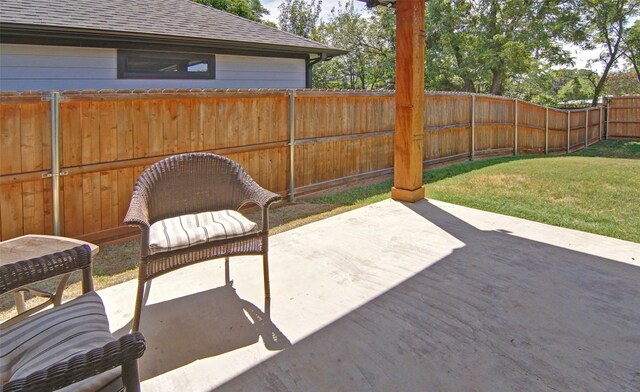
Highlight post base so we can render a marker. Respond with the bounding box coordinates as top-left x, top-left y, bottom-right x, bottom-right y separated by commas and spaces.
391, 186, 425, 203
